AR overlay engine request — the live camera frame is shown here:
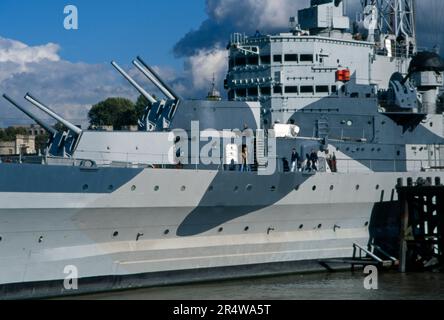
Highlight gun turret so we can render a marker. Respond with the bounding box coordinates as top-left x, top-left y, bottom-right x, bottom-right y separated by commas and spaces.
2, 94, 58, 136
111, 61, 157, 105
134, 56, 180, 102
24, 93, 83, 136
